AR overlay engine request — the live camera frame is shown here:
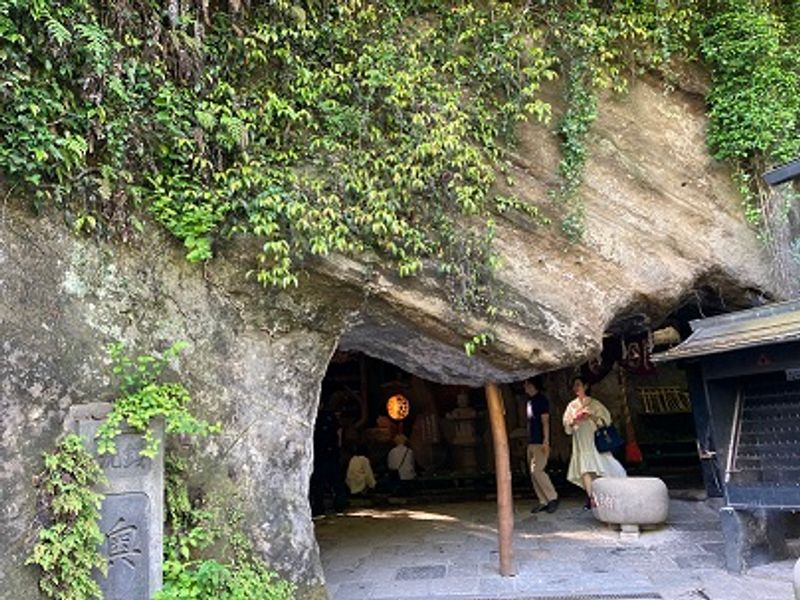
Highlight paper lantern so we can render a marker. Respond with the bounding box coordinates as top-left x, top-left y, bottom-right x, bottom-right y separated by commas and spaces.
386, 394, 410, 420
